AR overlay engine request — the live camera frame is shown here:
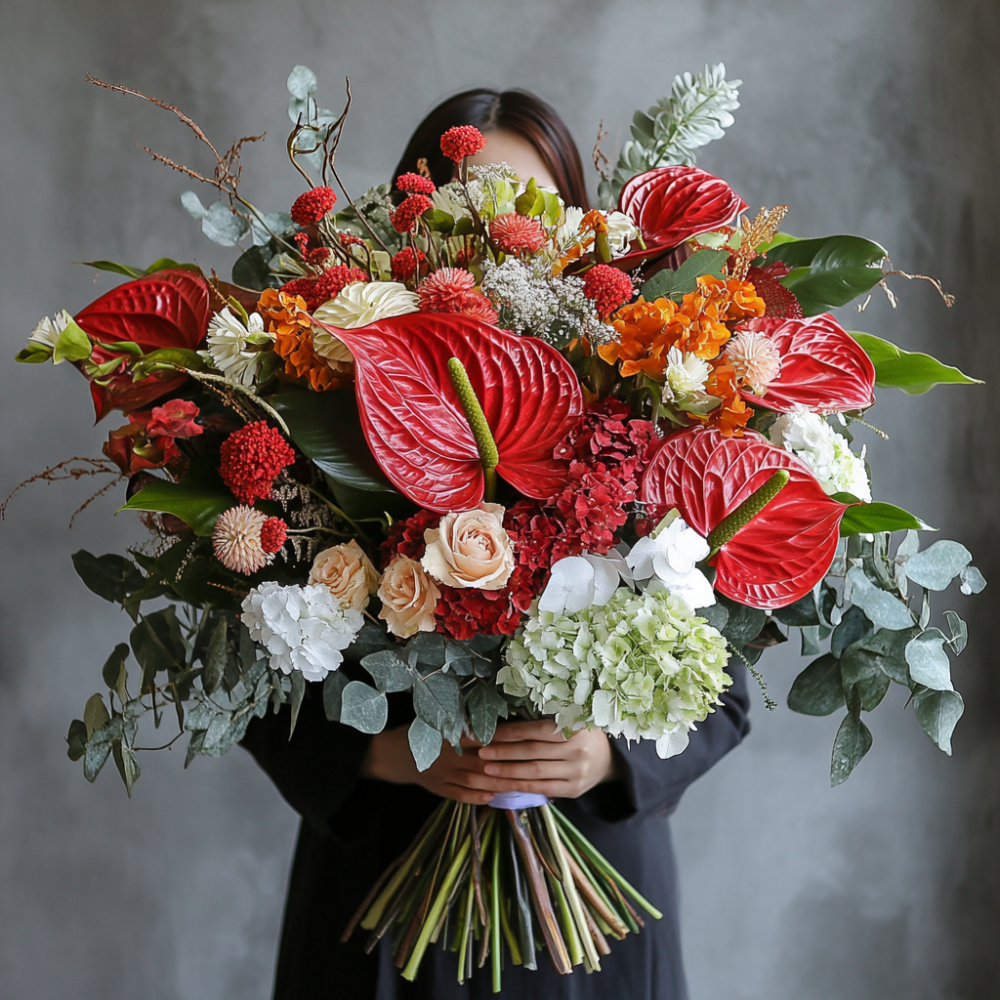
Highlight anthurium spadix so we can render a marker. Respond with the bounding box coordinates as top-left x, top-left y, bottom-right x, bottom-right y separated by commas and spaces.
639, 427, 853, 609
312, 313, 584, 512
